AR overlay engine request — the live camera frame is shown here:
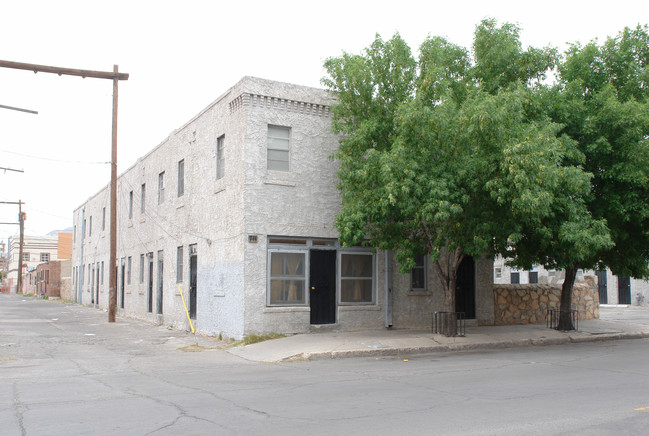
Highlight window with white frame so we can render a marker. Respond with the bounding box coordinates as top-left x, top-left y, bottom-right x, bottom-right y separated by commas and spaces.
140, 254, 145, 283
158, 171, 165, 204
127, 256, 132, 285
22, 252, 29, 262
411, 254, 427, 291
40, 253, 50, 263
176, 246, 183, 283
89, 216, 92, 236
177, 159, 184, 197
216, 135, 225, 179
141, 183, 146, 213
495, 267, 502, 279
128, 191, 133, 219
269, 251, 306, 305
340, 252, 374, 303
267, 125, 290, 171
